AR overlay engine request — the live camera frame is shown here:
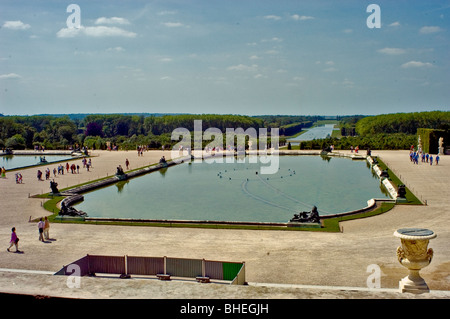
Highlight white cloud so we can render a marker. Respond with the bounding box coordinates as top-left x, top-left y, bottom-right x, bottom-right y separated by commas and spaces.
261, 37, 283, 43
401, 61, 433, 68
2, 20, 30, 30
291, 14, 314, 21
0, 73, 21, 79
95, 17, 130, 25
343, 29, 353, 34
254, 74, 267, 79
56, 27, 79, 38
265, 50, 279, 55
342, 78, 354, 88
249, 55, 260, 60
84, 26, 136, 37
389, 21, 401, 27
57, 26, 136, 38
107, 46, 125, 52
162, 22, 185, 28
160, 57, 173, 62
323, 67, 337, 72
378, 47, 406, 55
158, 11, 177, 16
419, 26, 442, 34
227, 64, 258, 72
263, 15, 281, 21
